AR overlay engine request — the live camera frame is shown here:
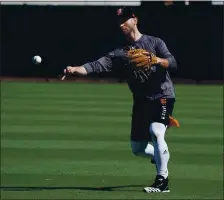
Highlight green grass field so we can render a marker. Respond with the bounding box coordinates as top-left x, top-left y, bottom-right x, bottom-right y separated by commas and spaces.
1, 81, 223, 200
